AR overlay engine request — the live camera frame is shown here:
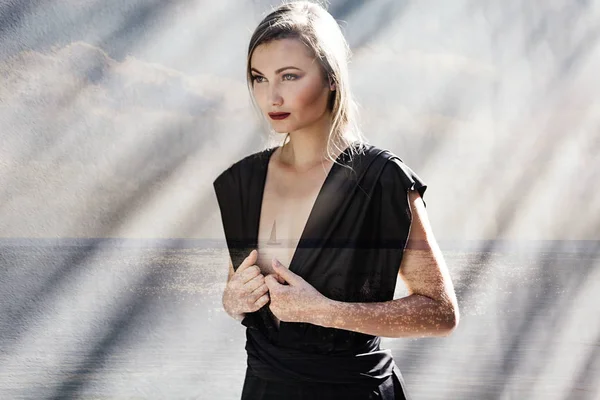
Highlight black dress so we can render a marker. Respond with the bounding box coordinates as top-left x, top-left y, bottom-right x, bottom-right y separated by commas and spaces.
213, 142, 427, 400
